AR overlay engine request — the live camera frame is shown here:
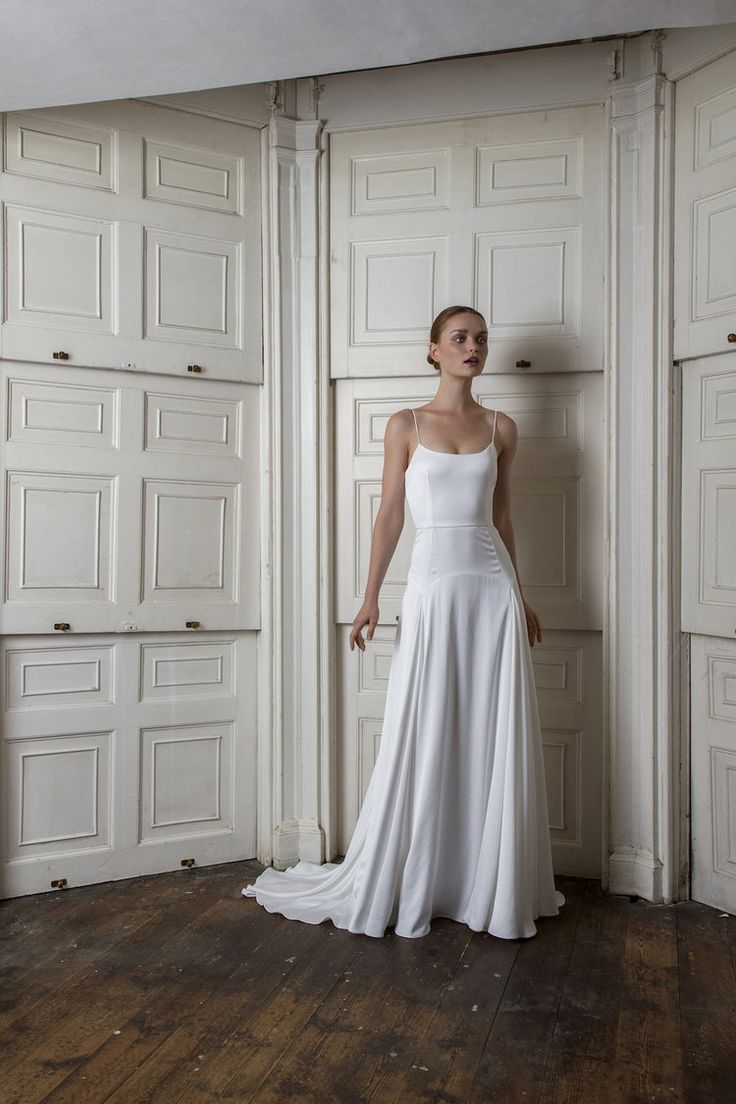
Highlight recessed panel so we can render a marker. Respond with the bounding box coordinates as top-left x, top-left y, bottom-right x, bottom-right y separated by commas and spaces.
144, 139, 242, 213
5, 206, 114, 333
476, 229, 579, 333
351, 237, 448, 345
513, 478, 580, 603
711, 747, 736, 877
5, 112, 116, 190
140, 640, 235, 700
358, 629, 396, 693
5, 644, 114, 710
352, 149, 449, 215
701, 367, 736, 440
476, 138, 581, 204
357, 719, 382, 807
139, 722, 233, 841
143, 479, 237, 602
6, 471, 113, 603
708, 652, 736, 723
145, 228, 241, 348
8, 377, 119, 449
5, 731, 112, 860
542, 728, 581, 842
694, 85, 736, 169
144, 392, 240, 456
531, 644, 583, 705
700, 471, 736, 605
693, 189, 736, 320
